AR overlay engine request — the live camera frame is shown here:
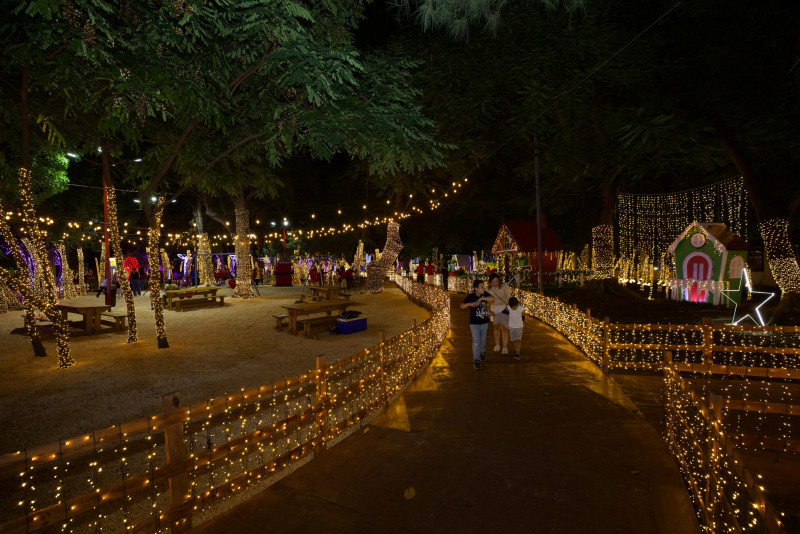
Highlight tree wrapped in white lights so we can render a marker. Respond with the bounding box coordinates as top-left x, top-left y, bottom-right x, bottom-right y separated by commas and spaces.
196, 233, 214, 286
76, 247, 86, 295
0, 168, 73, 366
366, 221, 403, 293
232, 207, 254, 299
106, 184, 138, 343
57, 243, 77, 299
